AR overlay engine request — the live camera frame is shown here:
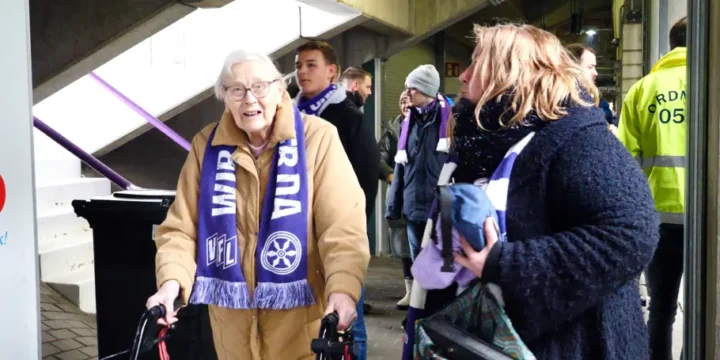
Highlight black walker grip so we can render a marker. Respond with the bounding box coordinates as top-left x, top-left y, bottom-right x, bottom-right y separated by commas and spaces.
149, 297, 183, 319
